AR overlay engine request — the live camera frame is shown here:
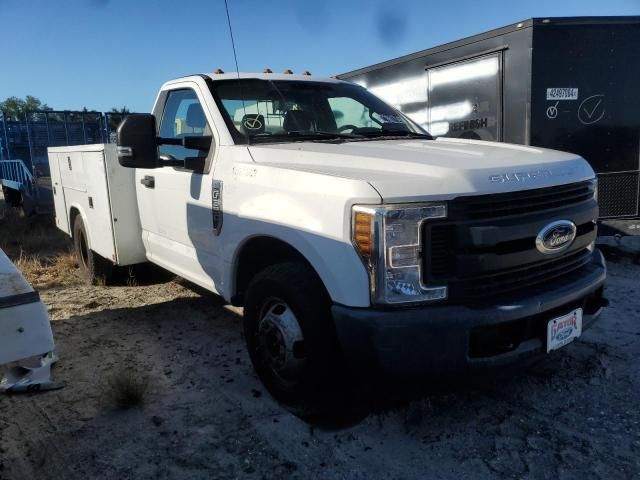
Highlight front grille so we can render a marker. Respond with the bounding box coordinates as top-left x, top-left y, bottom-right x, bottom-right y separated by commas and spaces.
428, 224, 455, 277
424, 181, 598, 303
448, 180, 595, 220
448, 248, 592, 301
